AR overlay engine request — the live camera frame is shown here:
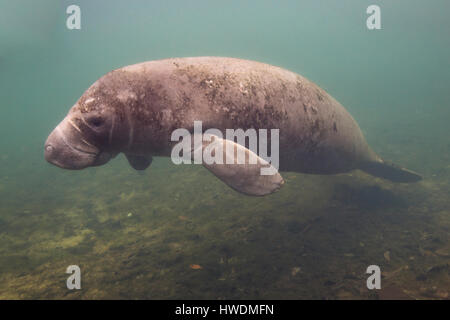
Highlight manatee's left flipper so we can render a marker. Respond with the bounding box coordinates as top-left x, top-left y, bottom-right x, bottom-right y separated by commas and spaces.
193, 134, 285, 196
125, 153, 153, 171
360, 159, 422, 183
